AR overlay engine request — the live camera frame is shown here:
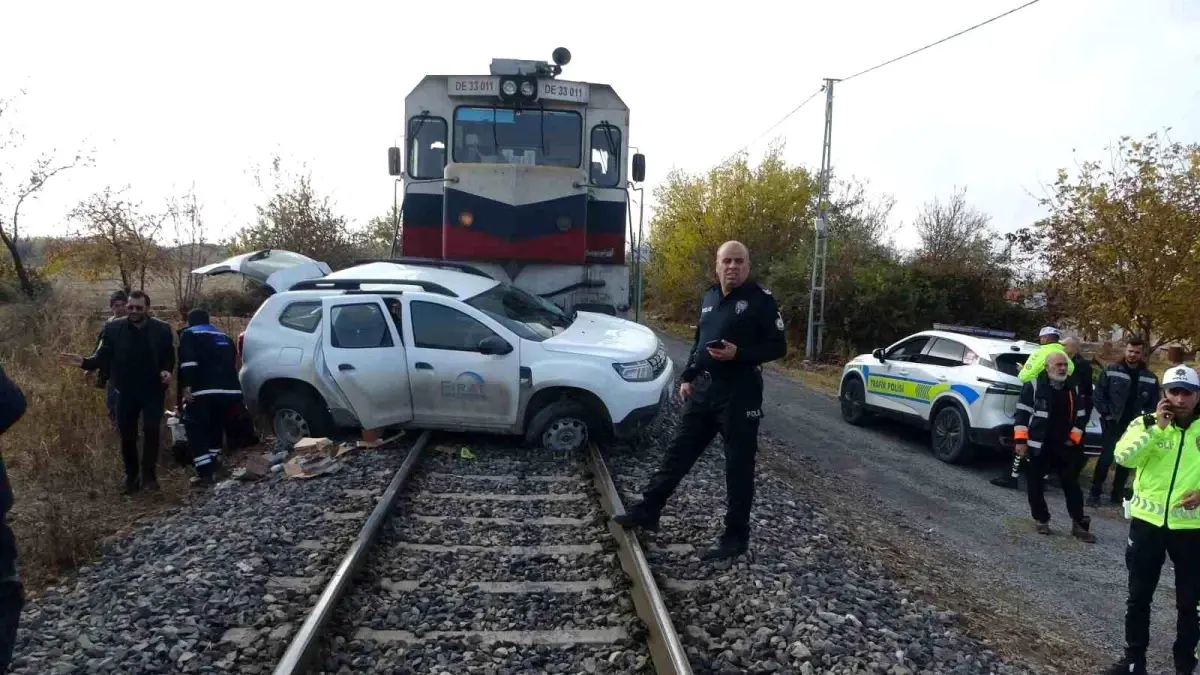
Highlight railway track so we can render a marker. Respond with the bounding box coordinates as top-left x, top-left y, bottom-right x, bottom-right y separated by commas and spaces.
270, 430, 691, 675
